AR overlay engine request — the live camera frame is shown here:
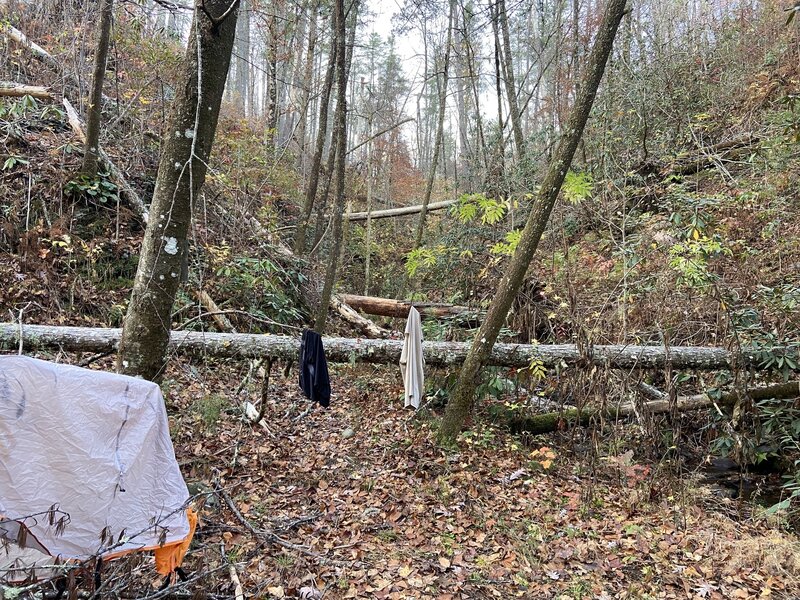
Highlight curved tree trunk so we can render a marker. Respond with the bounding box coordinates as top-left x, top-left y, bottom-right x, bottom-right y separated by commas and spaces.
439, 0, 629, 442
116, 1, 240, 381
